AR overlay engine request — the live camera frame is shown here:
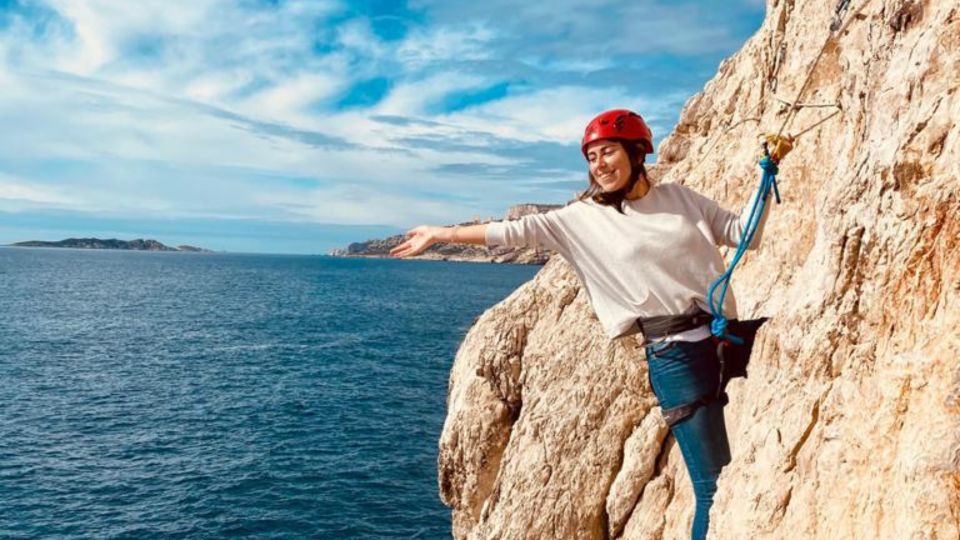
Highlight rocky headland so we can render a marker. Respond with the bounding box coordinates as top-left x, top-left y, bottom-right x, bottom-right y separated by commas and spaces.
438, 1, 960, 539
329, 204, 563, 264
